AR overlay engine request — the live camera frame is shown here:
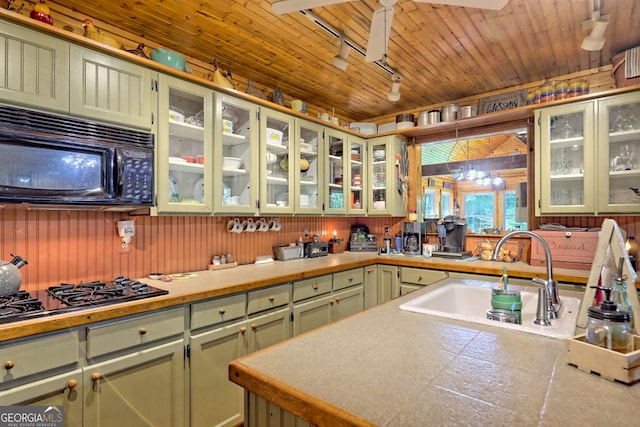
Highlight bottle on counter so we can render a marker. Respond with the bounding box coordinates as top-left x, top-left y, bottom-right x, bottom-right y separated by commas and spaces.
586, 286, 634, 353
381, 226, 392, 254
610, 258, 635, 331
